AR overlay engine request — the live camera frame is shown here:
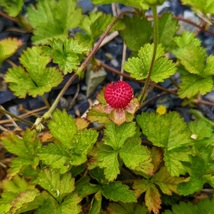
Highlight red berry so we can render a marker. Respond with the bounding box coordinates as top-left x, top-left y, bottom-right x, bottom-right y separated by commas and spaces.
104, 81, 133, 108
